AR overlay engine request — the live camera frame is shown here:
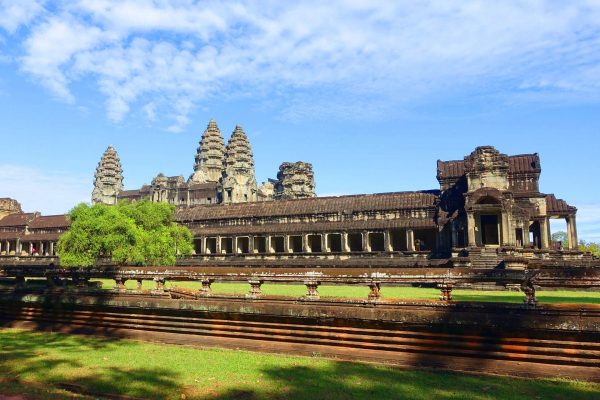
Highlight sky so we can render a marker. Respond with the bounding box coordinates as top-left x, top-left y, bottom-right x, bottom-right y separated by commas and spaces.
0, 0, 599, 241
